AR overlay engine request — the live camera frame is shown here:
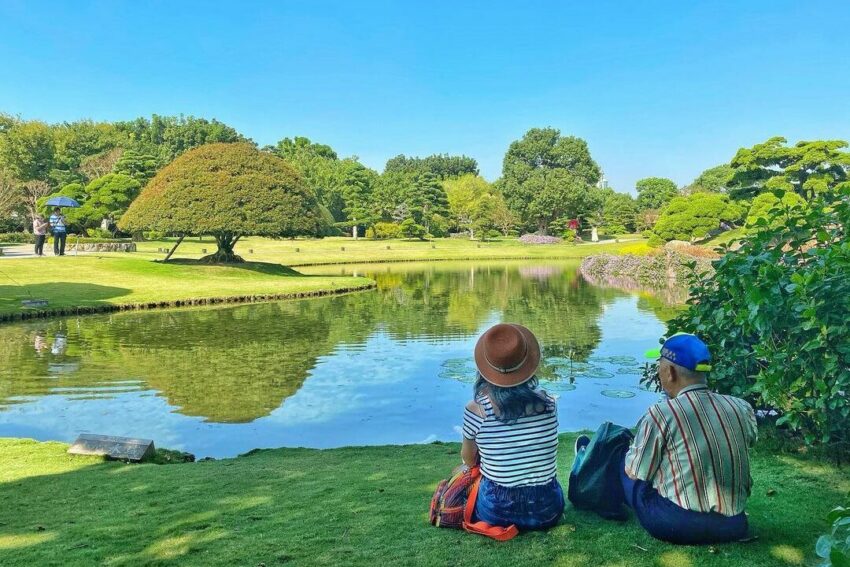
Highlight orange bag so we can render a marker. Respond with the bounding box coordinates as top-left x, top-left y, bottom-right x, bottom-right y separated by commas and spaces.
429, 465, 519, 541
